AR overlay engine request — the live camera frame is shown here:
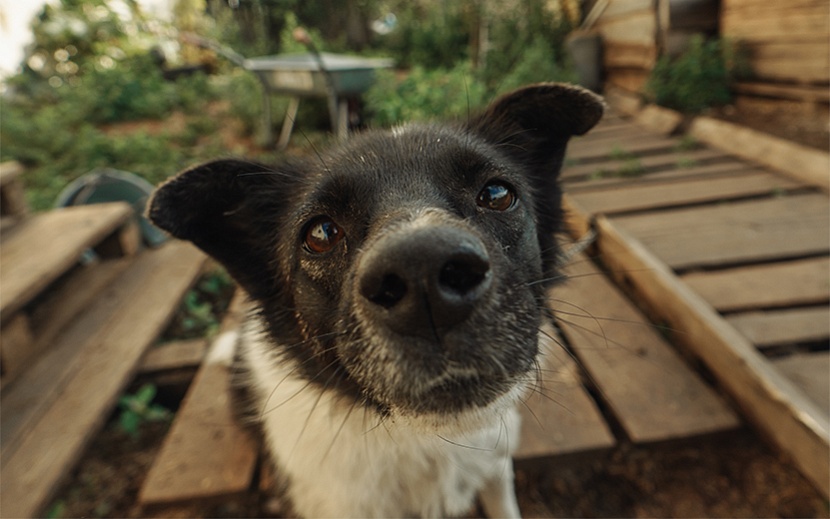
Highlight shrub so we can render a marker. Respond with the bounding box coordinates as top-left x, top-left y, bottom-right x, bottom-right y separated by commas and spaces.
365, 63, 487, 126
645, 35, 747, 114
